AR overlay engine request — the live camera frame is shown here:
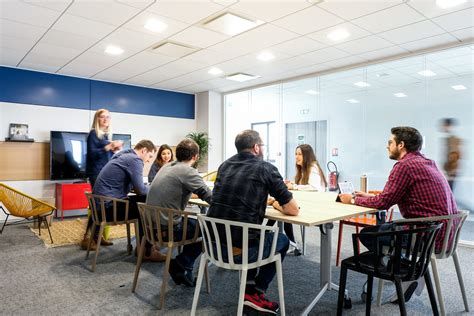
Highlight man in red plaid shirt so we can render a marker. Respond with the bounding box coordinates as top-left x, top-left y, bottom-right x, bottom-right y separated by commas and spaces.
339, 126, 459, 303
